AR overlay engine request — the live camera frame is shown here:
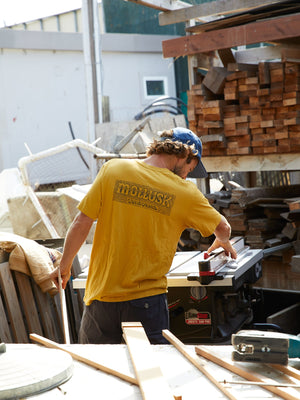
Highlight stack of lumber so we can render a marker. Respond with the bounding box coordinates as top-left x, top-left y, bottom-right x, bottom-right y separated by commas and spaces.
188, 61, 300, 156
206, 184, 300, 248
